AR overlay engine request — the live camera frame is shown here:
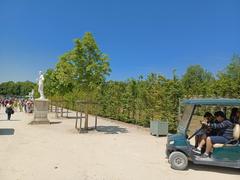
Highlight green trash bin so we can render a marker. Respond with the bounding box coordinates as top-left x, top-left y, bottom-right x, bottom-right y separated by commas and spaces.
150, 120, 168, 136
